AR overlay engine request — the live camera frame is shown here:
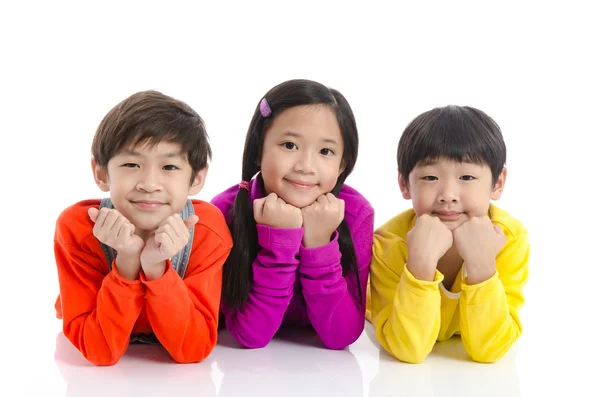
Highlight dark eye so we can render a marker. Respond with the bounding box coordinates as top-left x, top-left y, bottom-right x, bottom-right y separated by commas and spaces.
122, 163, 139, 168
422, 176, 437, 181
460, 175, 475, 181
163, 165, 179, 171
282, 142, 297, 150
320, 148, 334, 156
